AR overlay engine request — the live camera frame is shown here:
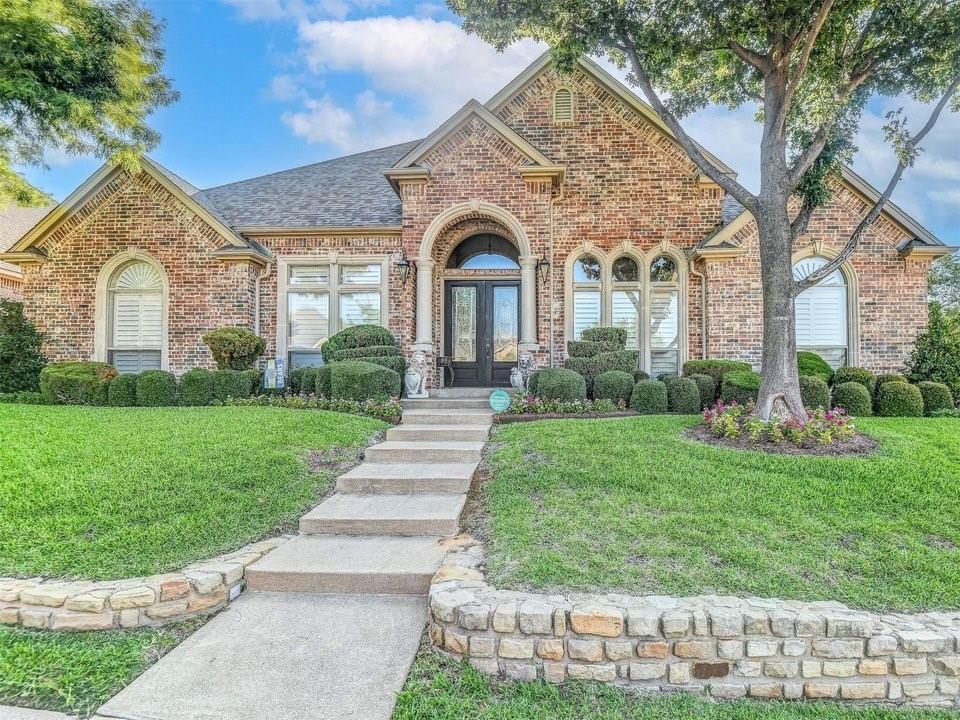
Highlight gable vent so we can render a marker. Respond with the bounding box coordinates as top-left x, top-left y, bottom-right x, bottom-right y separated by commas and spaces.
554, 88, 573, 122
